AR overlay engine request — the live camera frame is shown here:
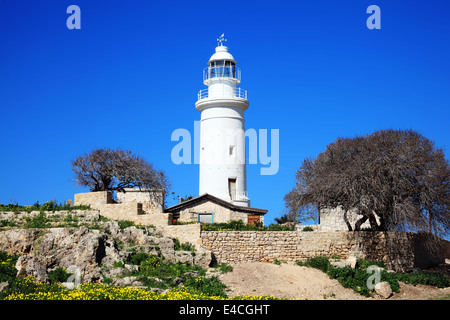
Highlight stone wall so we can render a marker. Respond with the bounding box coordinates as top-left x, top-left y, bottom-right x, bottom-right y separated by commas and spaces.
74, 191, 113, 207
200, 230, 450, 272
162, 224, 203, 249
